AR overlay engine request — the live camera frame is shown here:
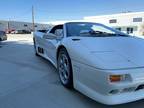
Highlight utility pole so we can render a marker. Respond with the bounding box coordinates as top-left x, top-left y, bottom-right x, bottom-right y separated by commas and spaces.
32, 6, 35, 32
7, 21, 10, 30
7, 19, 10, 33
